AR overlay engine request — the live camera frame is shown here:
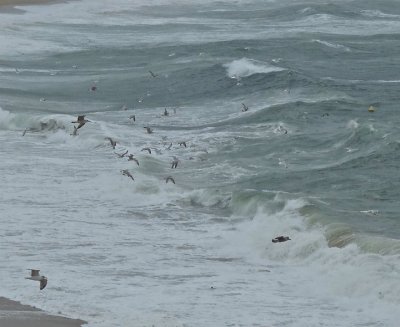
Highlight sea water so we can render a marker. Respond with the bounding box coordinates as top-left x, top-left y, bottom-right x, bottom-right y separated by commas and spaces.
0, 0, 399, 326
